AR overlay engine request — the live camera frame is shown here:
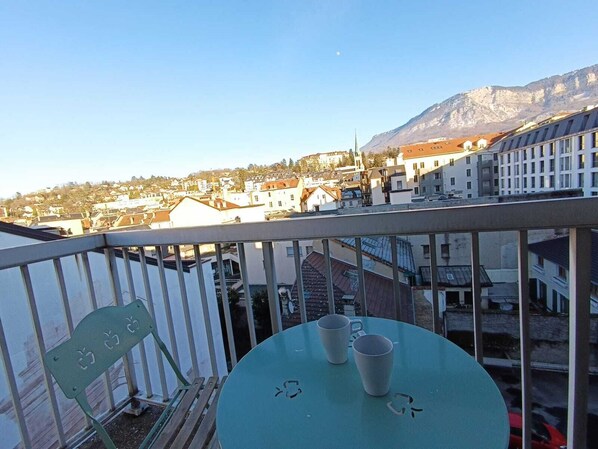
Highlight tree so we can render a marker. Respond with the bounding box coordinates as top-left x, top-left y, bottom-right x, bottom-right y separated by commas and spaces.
281, 158, 287, 168
288, 158, 294, 168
